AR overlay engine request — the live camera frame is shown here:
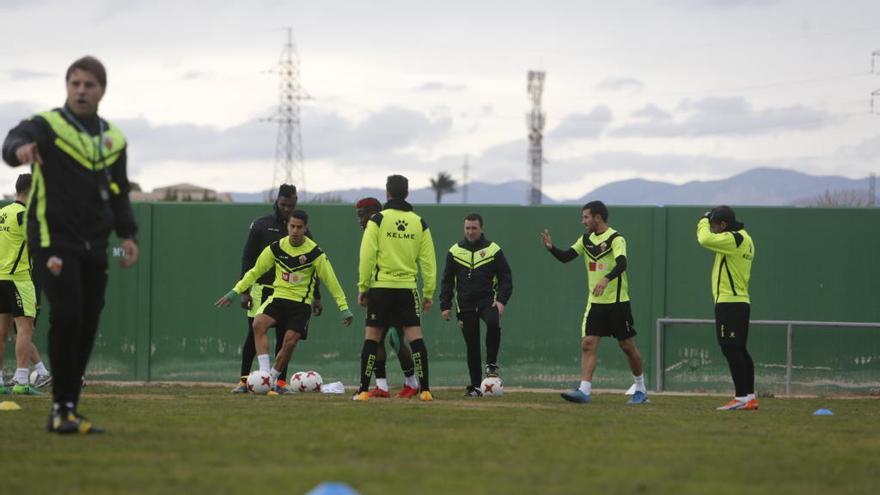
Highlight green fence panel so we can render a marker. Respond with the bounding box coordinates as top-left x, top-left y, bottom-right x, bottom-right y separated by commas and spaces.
4, 203, 877, 394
